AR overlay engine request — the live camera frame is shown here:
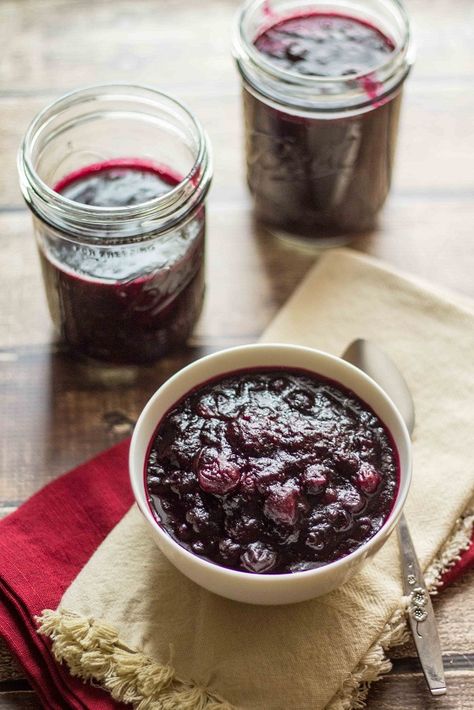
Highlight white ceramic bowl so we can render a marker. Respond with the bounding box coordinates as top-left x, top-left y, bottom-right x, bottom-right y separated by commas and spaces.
130, 343, 411, 605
